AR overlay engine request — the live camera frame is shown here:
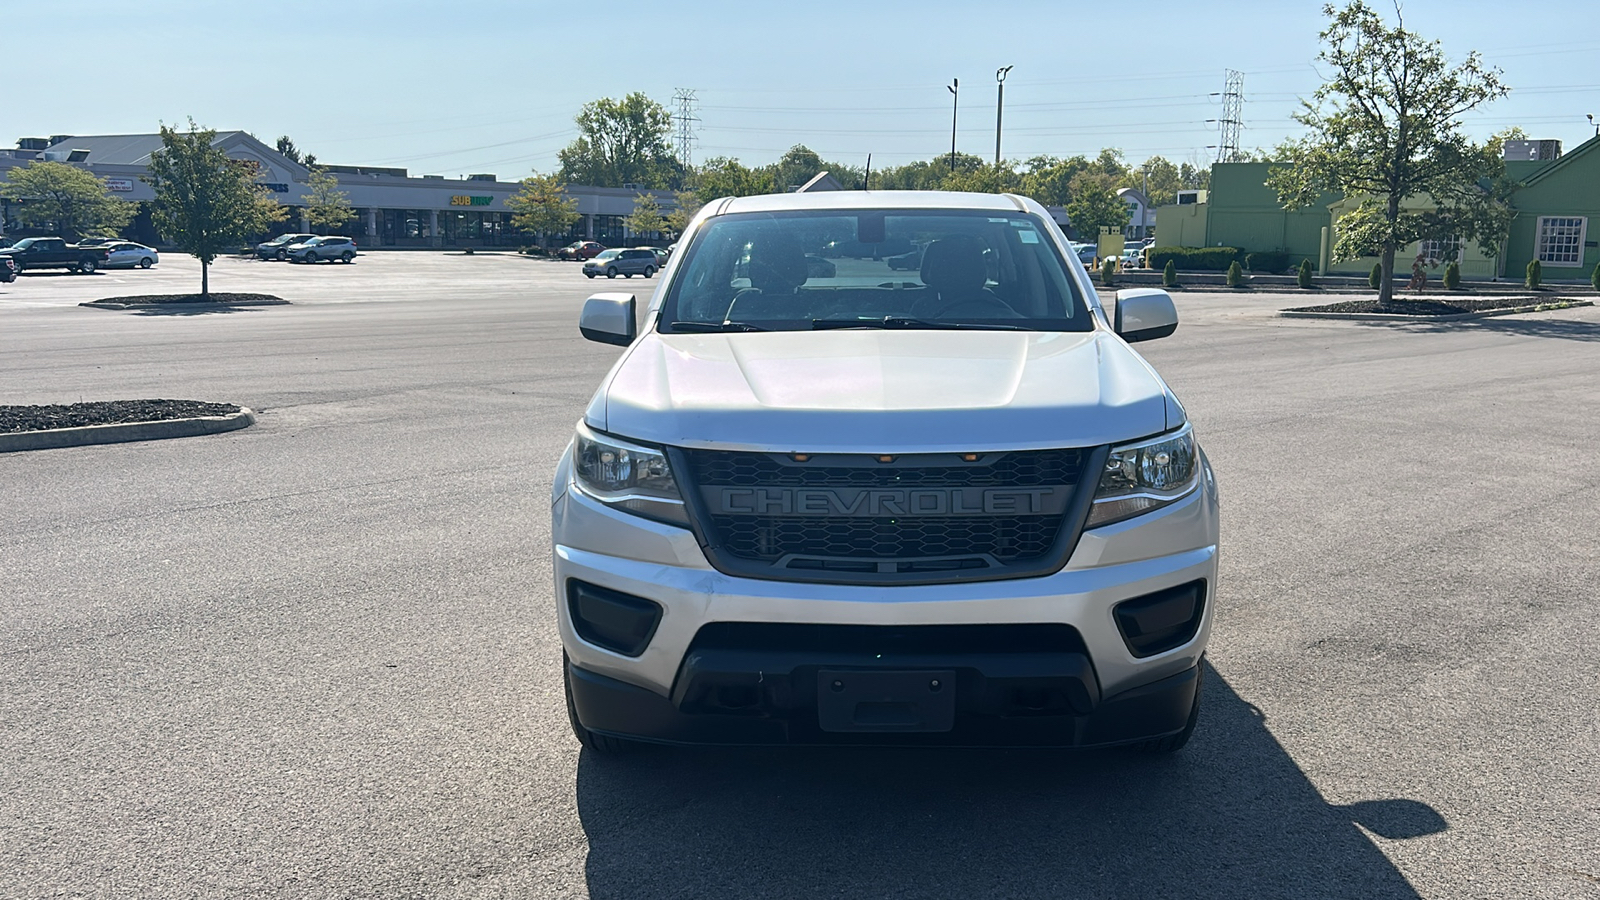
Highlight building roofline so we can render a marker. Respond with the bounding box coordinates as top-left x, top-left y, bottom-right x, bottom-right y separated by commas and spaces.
1520, 134, 1600, 187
